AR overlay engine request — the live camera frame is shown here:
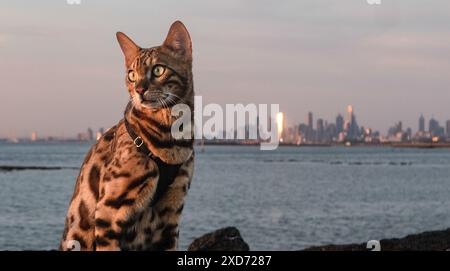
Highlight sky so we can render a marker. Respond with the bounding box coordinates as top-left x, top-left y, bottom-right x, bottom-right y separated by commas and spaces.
1, 0, 450, 138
